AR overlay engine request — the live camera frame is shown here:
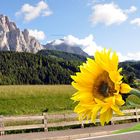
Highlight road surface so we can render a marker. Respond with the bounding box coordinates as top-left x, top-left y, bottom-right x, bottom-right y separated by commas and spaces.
78, 131, 140, 140
0, 122, 138, 140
